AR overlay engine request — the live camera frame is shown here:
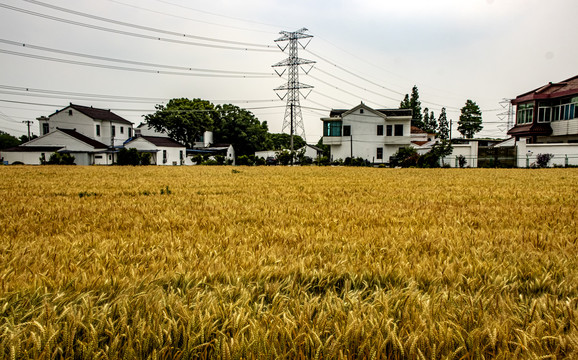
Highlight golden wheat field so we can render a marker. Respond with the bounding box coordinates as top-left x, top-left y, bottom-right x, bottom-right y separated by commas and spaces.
0, 166, 577, 359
